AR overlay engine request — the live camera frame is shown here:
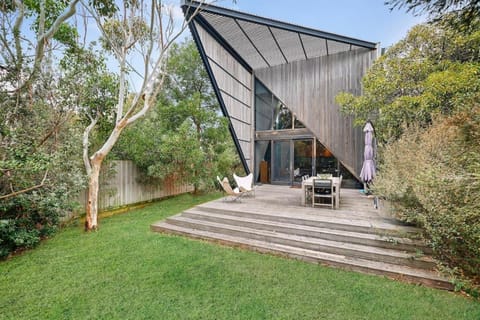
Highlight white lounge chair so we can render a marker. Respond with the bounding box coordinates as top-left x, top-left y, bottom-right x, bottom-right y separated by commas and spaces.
233, 173, 255, 197
216, 176, 246, 202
